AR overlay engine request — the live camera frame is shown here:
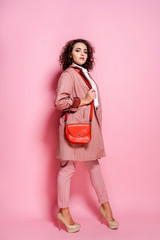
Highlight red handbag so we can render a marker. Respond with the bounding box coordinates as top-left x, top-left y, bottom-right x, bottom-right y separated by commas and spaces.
64, 67, 94, 144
